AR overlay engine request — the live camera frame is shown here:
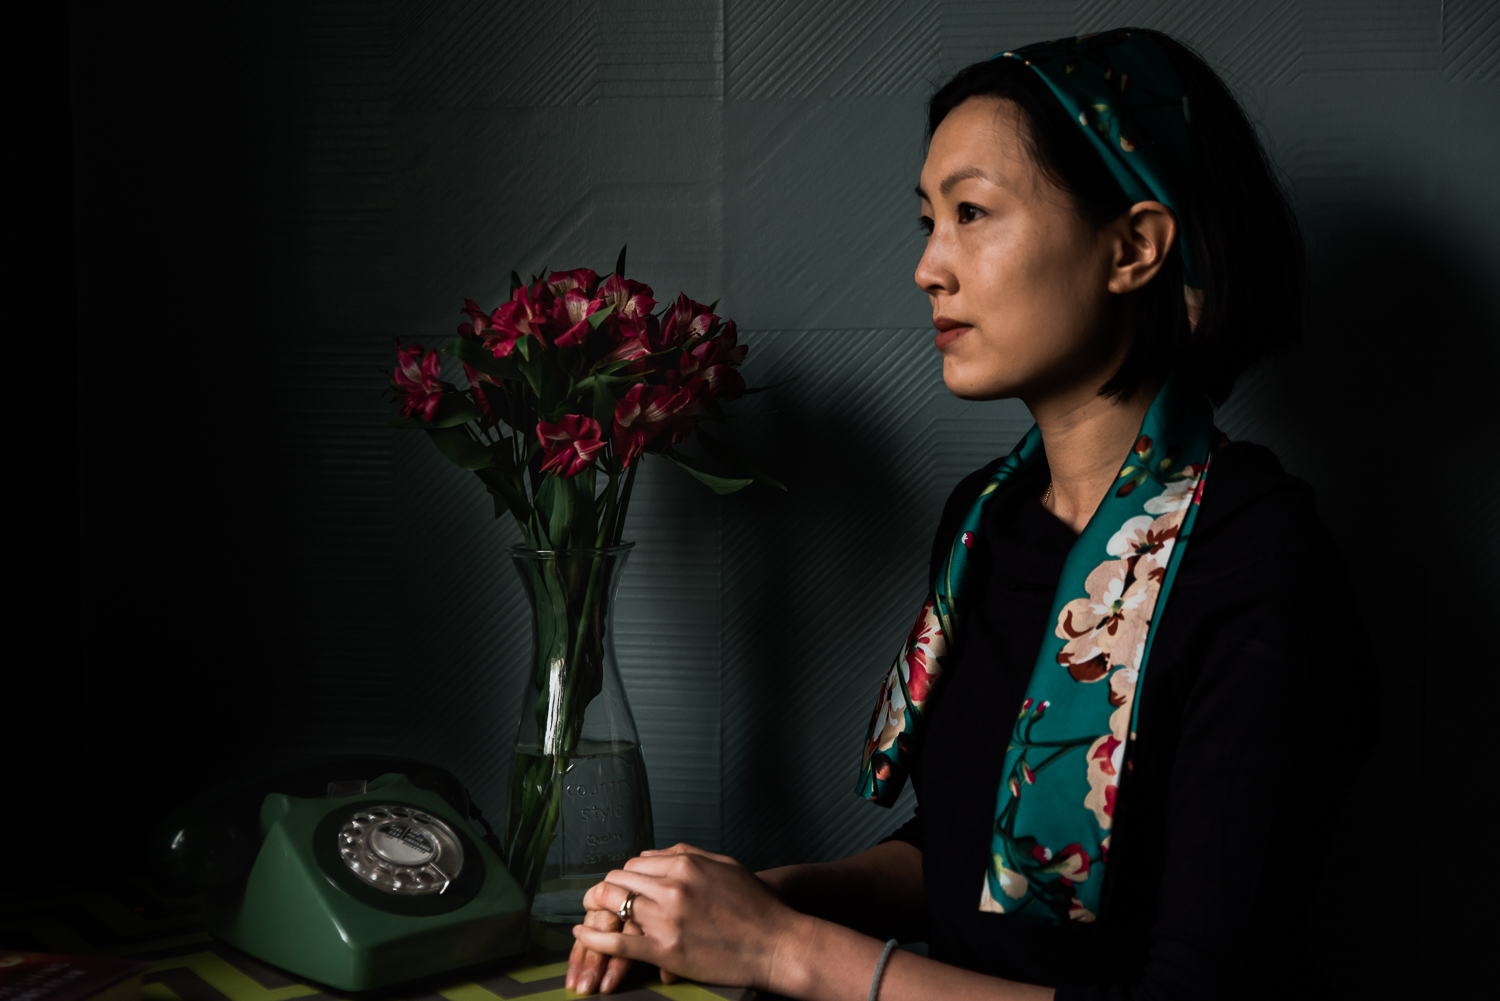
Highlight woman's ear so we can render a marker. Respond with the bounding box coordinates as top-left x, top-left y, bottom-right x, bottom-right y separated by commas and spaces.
1106, 201, 1177, 295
